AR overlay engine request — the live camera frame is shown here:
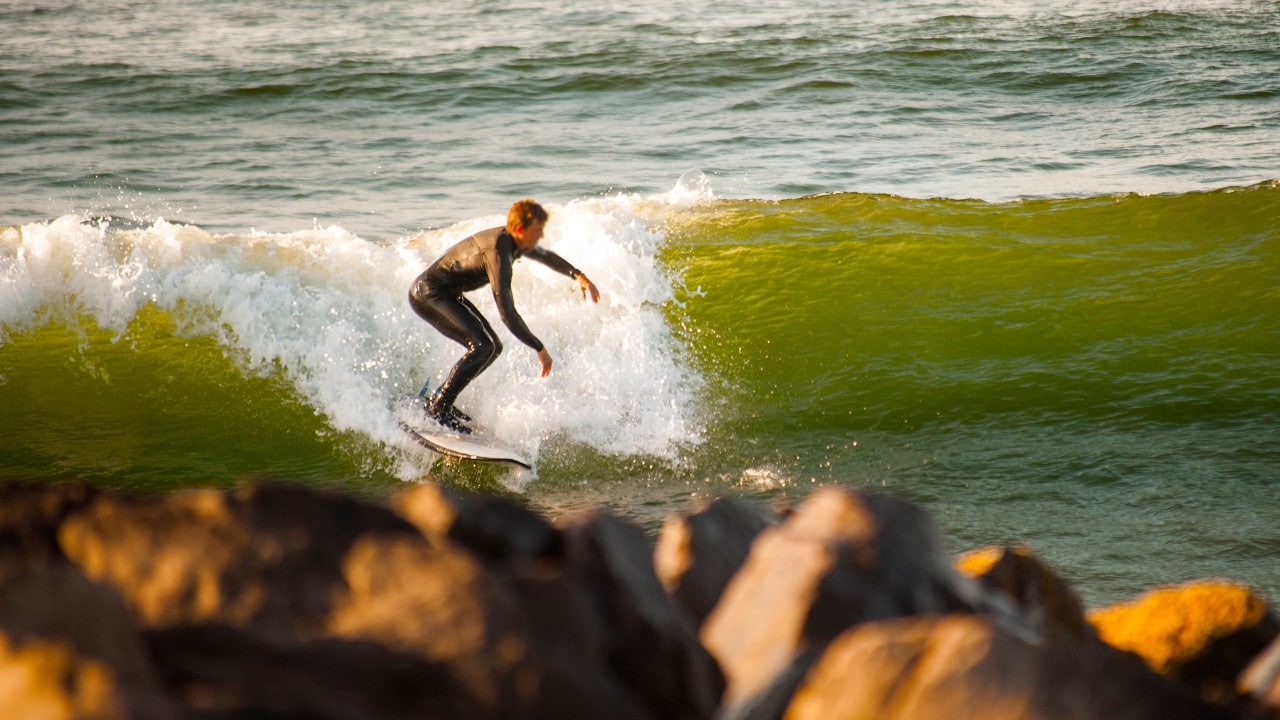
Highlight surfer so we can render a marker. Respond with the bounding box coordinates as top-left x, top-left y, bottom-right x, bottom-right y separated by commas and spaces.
409, 199, 601, 433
